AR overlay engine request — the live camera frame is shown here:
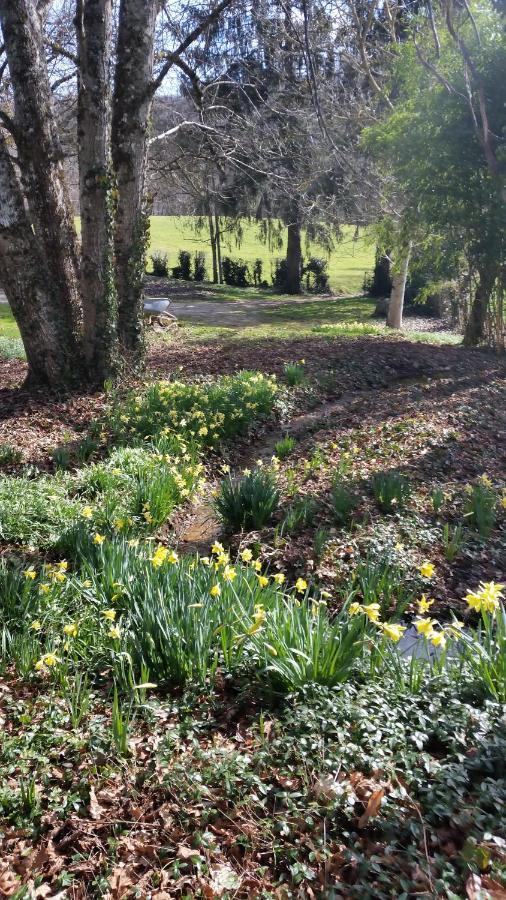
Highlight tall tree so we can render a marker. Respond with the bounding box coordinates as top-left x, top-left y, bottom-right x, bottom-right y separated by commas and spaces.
0, 0, 237, 386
